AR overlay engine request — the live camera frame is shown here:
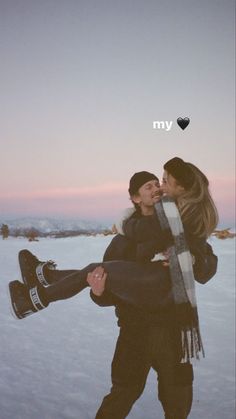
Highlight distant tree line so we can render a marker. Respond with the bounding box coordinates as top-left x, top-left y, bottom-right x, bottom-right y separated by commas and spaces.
0, 224, 114, 241
1, 223, 235, 241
